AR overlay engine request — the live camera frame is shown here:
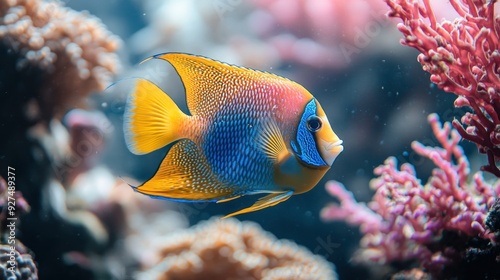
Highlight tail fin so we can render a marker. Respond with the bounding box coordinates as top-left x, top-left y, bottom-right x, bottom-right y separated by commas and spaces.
124, 79, 188, 155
